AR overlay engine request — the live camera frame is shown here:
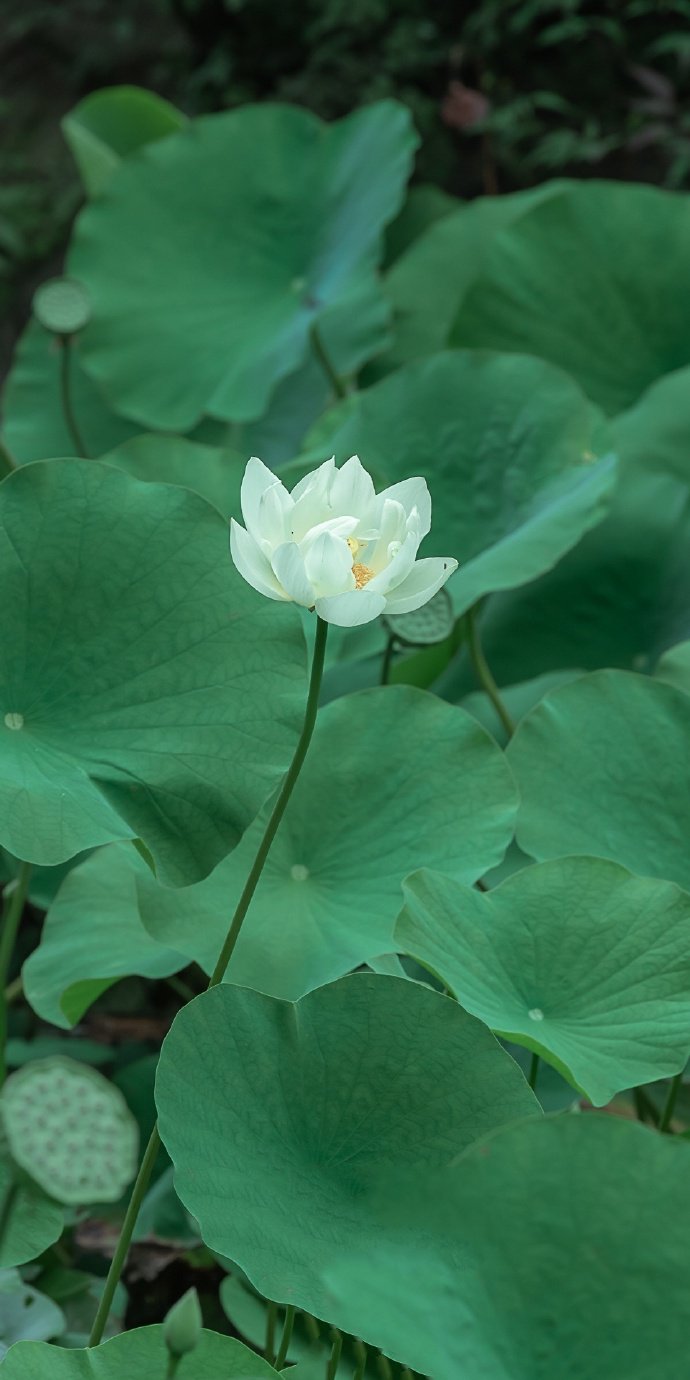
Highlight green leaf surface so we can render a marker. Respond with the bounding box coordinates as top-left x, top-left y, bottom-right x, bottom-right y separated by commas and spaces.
69, 102, 417, 429
371, 183, 563, 378
62, 85, 187, 198
101, 434, 245, 516
452, 181, 690, 414
303, 351, 616, 617
325, 1115, 690, 1379
614, 365, 690, 486
23, 846, 184, 1029
0, 460, 306, 884
0, 1152, 63, 1269
507, 671, 690, 889
155, 973, 540, 1318
656, 638, 690, 693
137, 687, 518, 999
444, 465, 690, 692
398, 859, 690, 1105
0, 1325, 278, 1377
2, 1058, 139, 1205
460, 669, 583, 746
0, 1271, 64, 1357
